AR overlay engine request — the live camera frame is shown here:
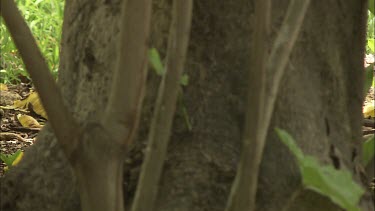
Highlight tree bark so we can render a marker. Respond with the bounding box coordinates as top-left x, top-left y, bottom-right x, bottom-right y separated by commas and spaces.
0, 0, 373, 211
